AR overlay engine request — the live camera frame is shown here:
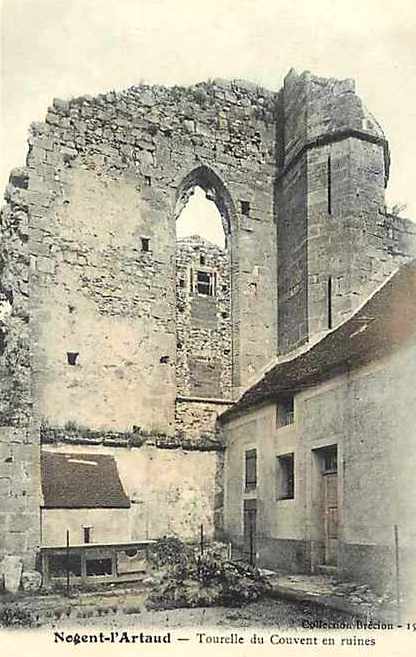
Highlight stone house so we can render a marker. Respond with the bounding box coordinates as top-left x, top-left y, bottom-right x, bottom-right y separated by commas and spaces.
220, 261, 416, 598
0, 68, 415, 585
